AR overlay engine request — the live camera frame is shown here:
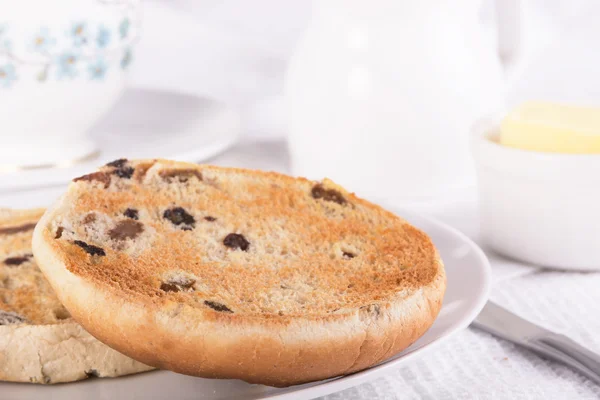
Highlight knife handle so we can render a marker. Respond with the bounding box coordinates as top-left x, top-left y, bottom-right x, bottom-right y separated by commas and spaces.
528, 333, 600, 385
541, 334, 600, 377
